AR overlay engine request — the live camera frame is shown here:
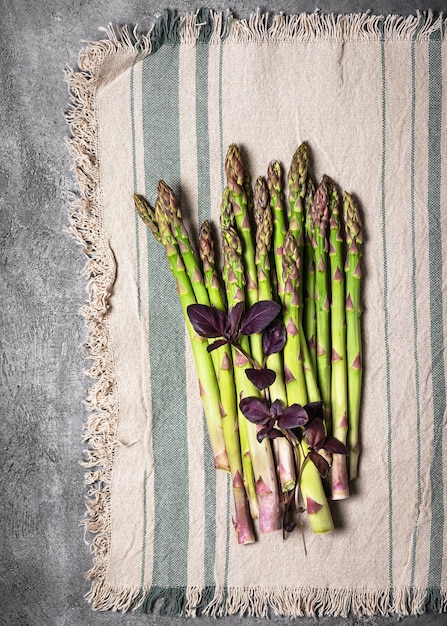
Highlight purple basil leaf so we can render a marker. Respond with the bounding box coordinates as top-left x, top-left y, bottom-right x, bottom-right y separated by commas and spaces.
304, 401, 324, 422
187, 304, 228, 338
268, 427, 284, 439
239, 396, 272, 424
304, 418, 326, 450
207, 338, 228, 353
289, 426, 303, 442
256, 426, 272, 442
277, 404, 308, 430
239, 300, 281, 335
245, 367, 276, 390
262, 319, 287, 356
308, 450, 330, 478
257, 426, 283, 443
323, 436, 349, 455
270, 399, 284, 418
227, 301, 244, 337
